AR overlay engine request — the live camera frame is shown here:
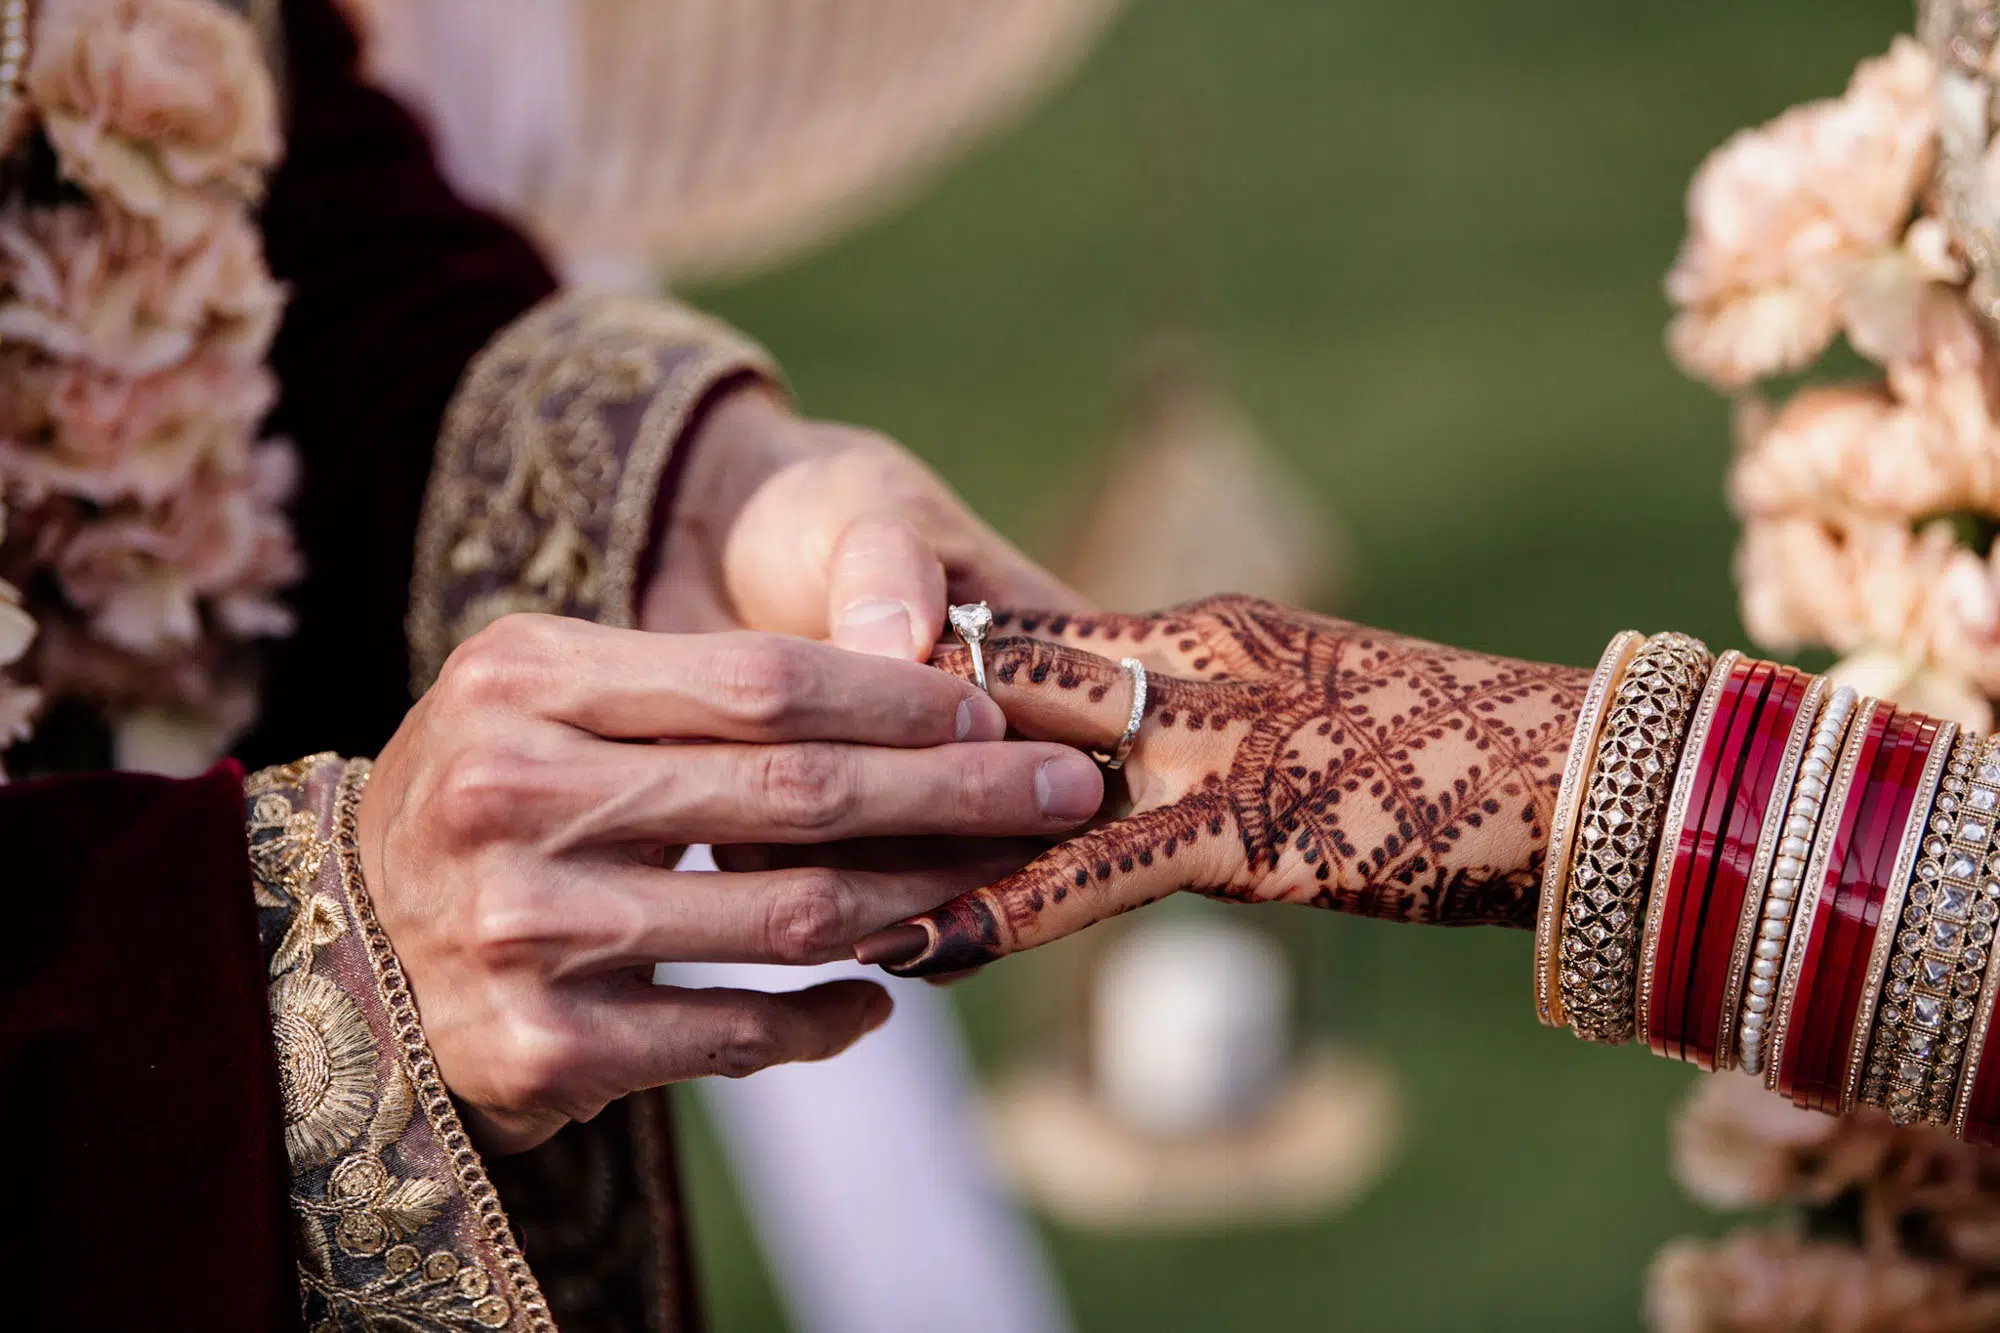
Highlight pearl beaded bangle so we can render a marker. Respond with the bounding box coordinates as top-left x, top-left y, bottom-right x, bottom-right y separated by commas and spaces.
1738, 683, 1858, 1076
